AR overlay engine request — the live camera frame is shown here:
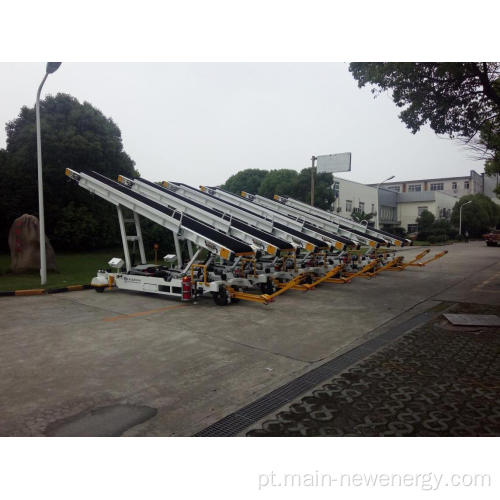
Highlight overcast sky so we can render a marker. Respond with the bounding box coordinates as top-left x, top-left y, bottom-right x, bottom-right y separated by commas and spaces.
0, 62, 483, 187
